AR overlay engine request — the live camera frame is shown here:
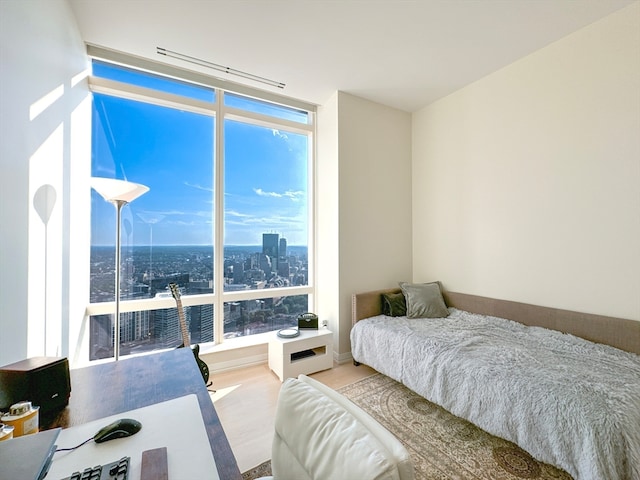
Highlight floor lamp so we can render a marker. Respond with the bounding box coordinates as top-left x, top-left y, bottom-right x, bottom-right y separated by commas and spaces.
92, 177, 149, 361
